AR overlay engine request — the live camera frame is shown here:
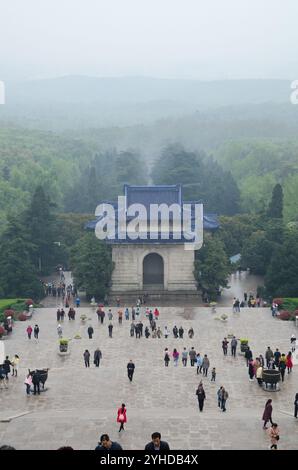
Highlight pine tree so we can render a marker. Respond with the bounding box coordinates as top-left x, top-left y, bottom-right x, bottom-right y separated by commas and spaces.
24, 186, 57, 274
267, 184, 283, 219
70, 233, 114, 300
0, 217, 44, 298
